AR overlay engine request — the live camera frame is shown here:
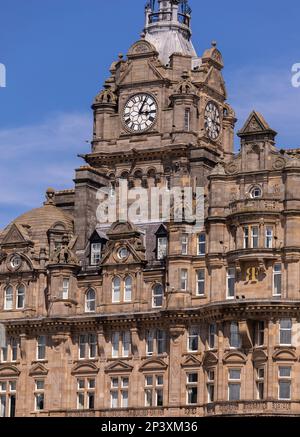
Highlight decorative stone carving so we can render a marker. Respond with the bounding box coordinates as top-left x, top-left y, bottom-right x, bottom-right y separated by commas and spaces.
50, 235, 79, 265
